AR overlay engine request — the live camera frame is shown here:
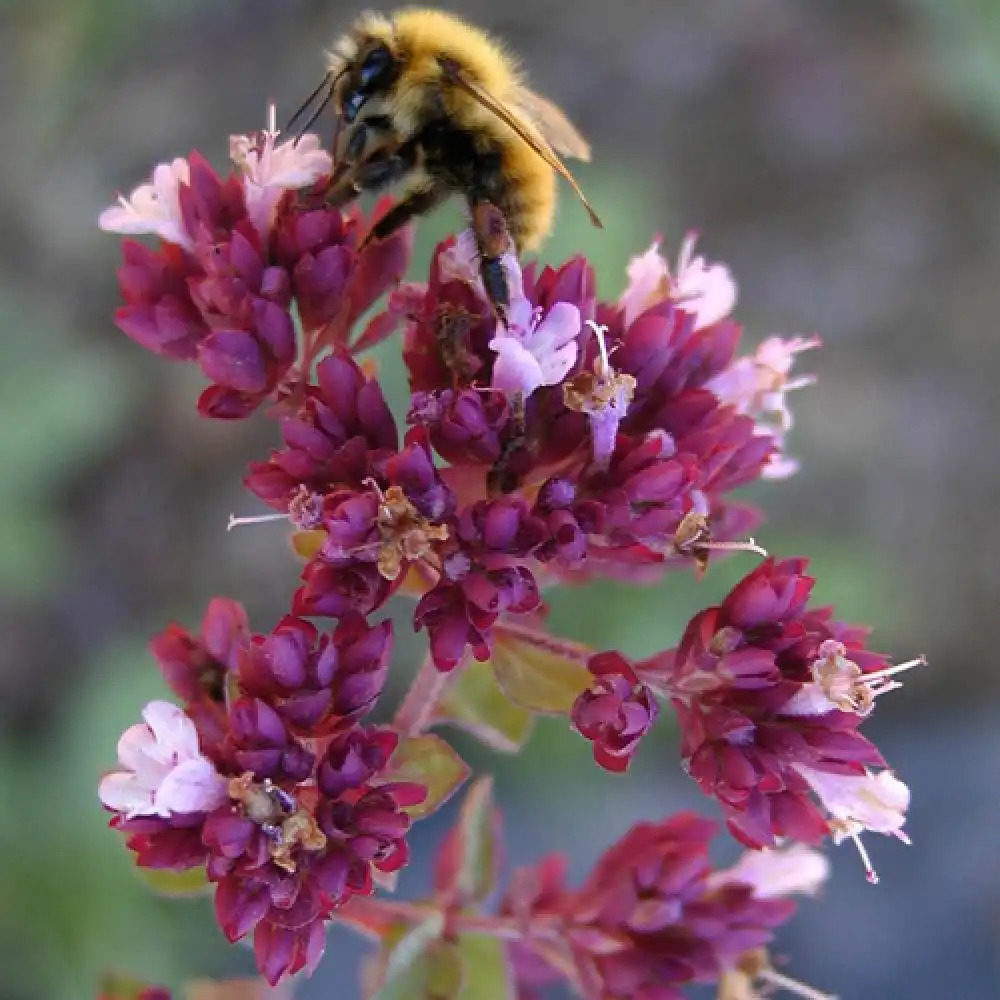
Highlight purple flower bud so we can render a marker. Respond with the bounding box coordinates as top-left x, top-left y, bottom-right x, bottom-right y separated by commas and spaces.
571, 651, 659, 772
317, 727, 398, 799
